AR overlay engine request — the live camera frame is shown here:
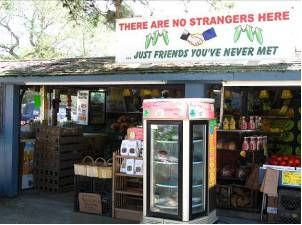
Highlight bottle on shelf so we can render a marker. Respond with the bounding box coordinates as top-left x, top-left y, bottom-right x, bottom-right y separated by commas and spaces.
249, 137, 256, 151
240, 116, 248, 130
242, 137, 249, 151
248, 116, 256, 130
229, 117, 236, 130
256, 136, 263, 151
223, 118, 229, 130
